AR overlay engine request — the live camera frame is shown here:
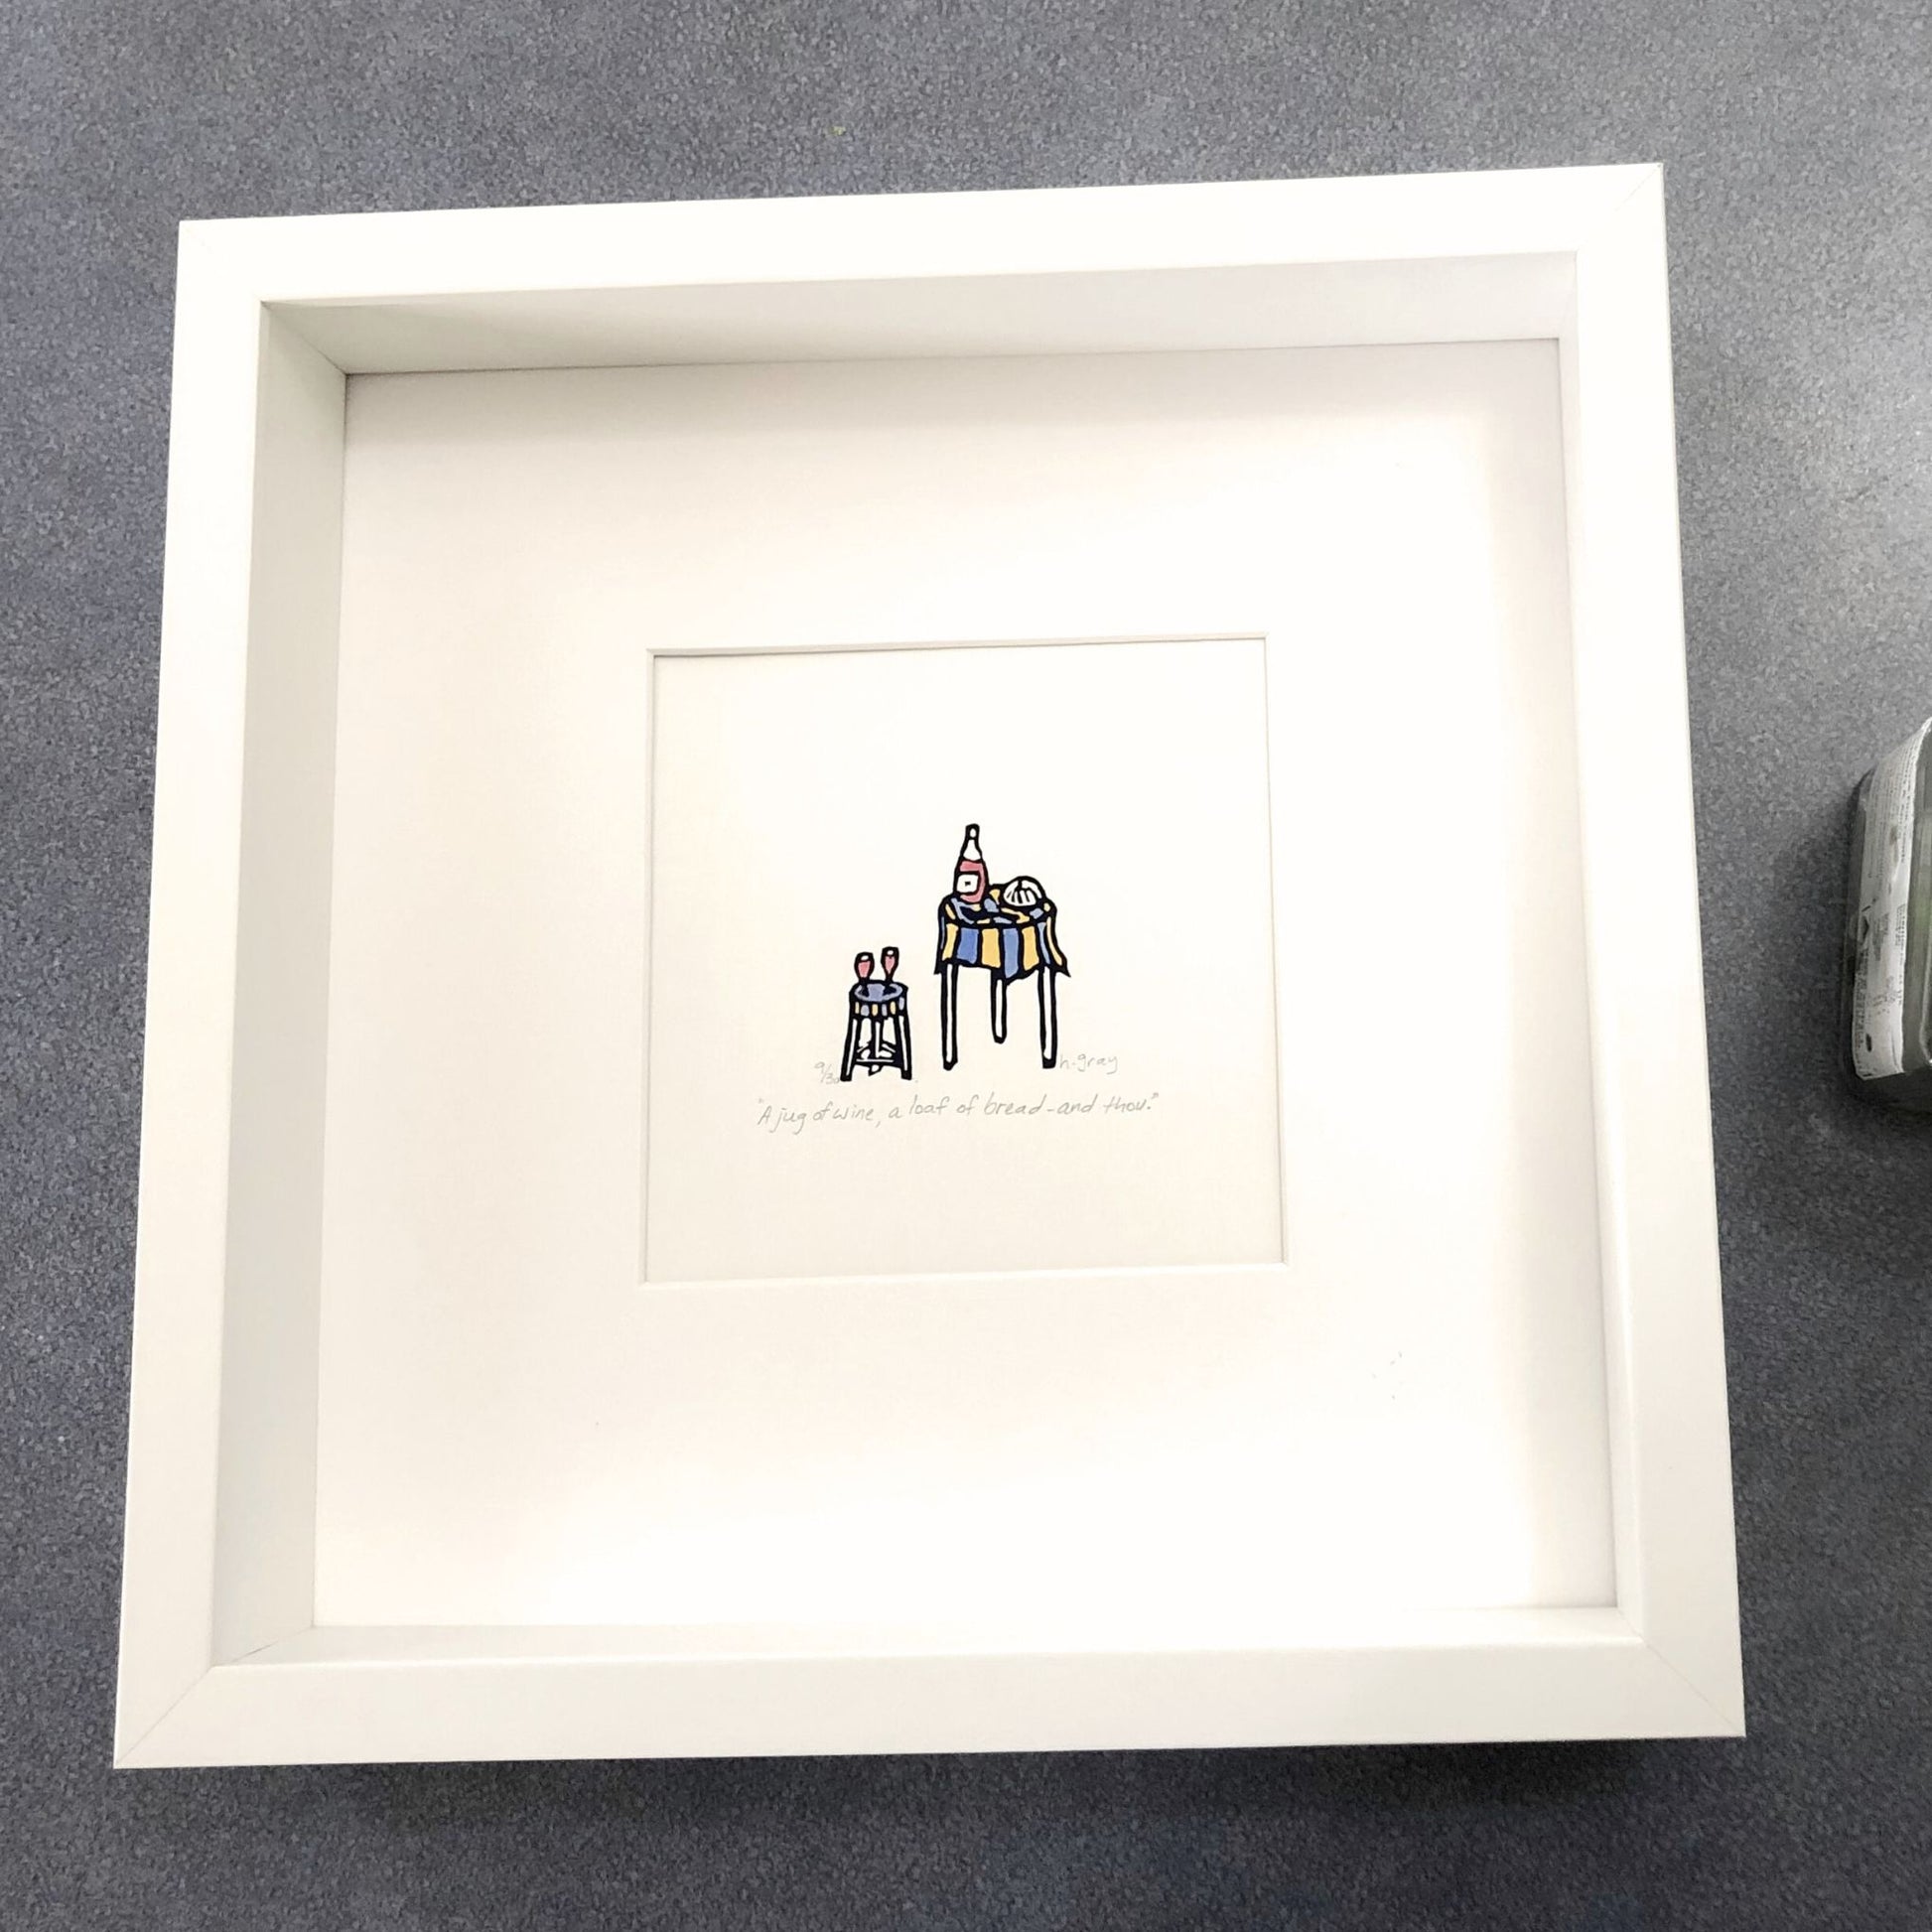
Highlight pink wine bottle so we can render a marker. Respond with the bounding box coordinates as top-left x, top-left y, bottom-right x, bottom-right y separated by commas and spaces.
953, 824, 989, 904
